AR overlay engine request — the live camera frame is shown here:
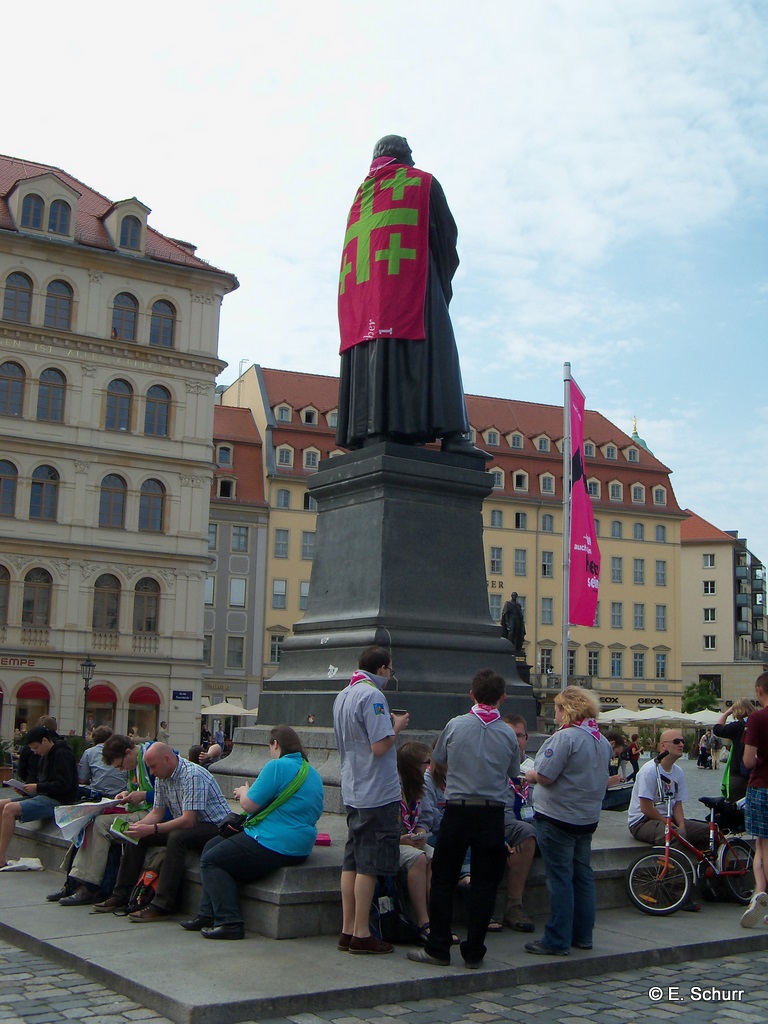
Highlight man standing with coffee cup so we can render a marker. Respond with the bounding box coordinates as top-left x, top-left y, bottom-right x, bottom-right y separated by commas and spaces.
333, 646, 408, 954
